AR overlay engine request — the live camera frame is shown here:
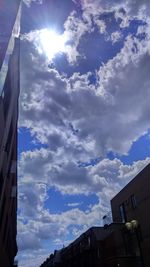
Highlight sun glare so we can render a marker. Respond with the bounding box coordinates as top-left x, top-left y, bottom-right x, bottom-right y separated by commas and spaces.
39, 29, 67, 60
